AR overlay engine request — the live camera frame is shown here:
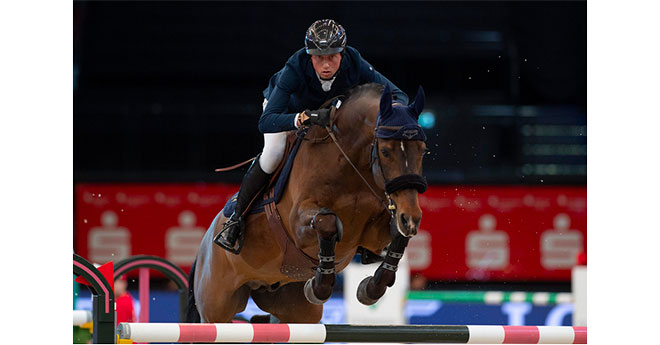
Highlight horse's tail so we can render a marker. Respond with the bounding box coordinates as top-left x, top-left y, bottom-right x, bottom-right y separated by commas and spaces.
185, 258, 201, 323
